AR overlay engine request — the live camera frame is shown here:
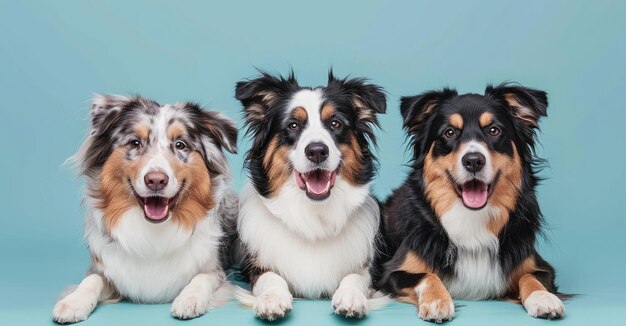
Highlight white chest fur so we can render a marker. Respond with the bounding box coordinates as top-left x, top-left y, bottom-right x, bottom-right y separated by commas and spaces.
238, 181, 378, 298
440, 202, 507, 299
85, 205, 223, 303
